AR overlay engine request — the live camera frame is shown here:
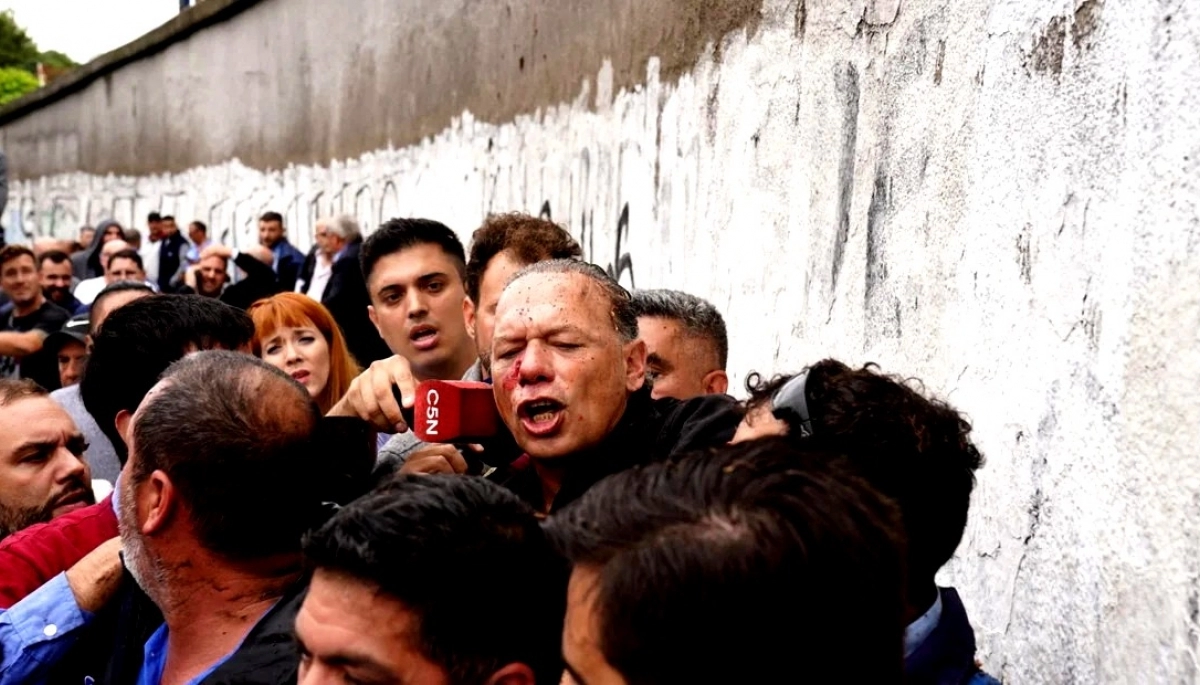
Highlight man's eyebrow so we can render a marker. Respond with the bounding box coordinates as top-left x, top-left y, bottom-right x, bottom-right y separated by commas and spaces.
293, 632, 395, 678
416, 271, 452, 285
646, 352, 672, 370
10, 439, 60, 457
